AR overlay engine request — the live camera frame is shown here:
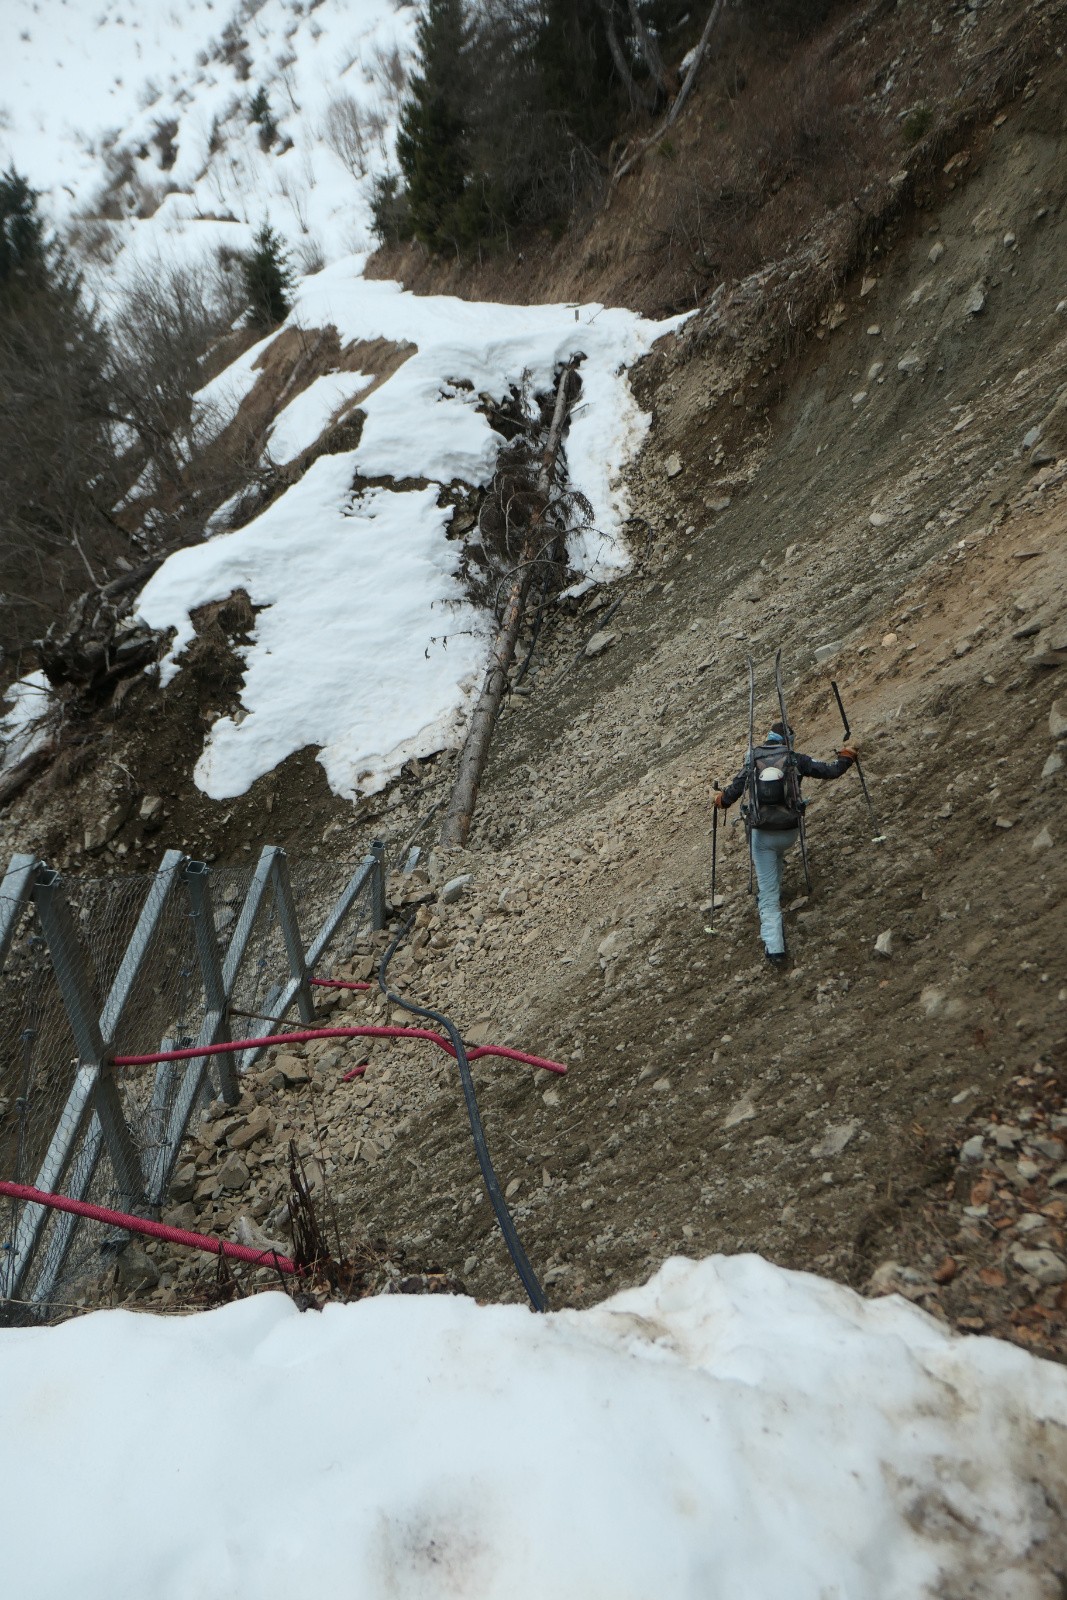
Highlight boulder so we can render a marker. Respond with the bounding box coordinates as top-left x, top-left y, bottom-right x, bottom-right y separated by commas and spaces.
440, 874, 472, 905
584, 629, 618, 659
217, 1153, 251, 1192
